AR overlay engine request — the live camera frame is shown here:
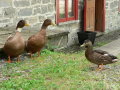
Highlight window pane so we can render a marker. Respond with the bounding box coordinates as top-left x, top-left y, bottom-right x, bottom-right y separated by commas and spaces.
68, 0, 74, 17
59, 0, 65, 18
